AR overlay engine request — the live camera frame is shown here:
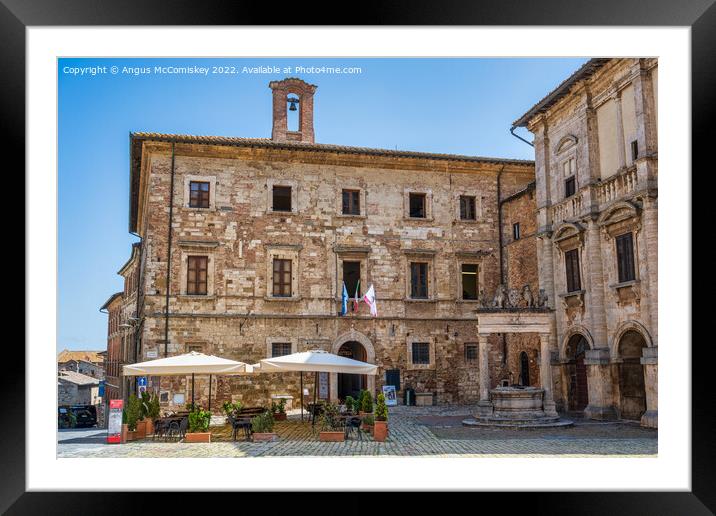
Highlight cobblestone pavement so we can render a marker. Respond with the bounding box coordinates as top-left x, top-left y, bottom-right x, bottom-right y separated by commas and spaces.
57, 405, 657, 458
